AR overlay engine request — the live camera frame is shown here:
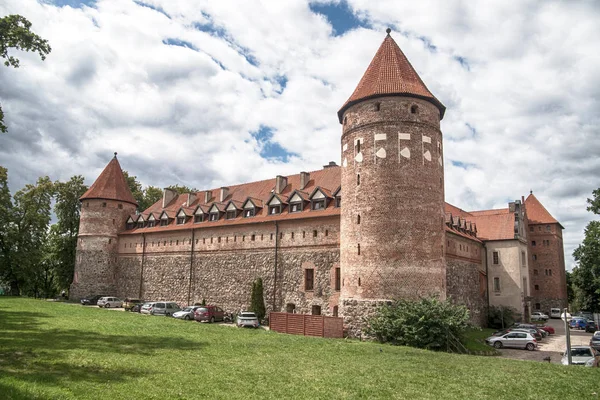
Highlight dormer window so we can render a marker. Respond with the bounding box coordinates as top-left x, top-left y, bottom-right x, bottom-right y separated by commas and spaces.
126, 222, 135, 230
290, 202, 302, 213
194, 214, 204, 223
137, 221, 145, 228
269, 205, 281, 215
177, 216, 185, 225
244, 209, 254, 218
210, 212, 219, 221
226, 210, 237, 220
148, 221, 155, 228
312, 199, 326, 210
